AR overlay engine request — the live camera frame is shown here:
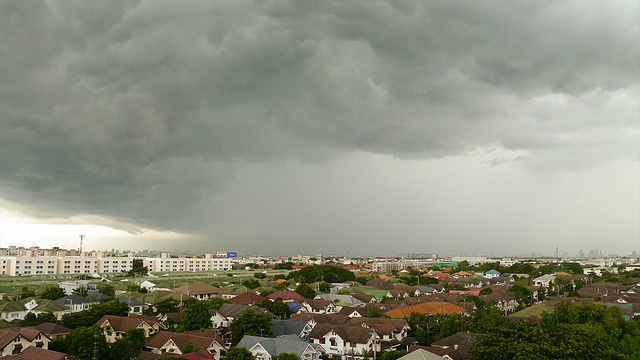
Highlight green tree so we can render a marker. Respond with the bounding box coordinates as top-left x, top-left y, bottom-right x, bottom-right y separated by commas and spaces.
274, 262, 294, 270
229, 308, 274, 346
62, 300, 129, 329
508, 284, 532, 307
39, 286, 67, 300
254, 272, 267, 279
225, 347, 254, 360
242, 278, 261, 290
273, 353, 299, 360
178, 301, 212, 331
205, 297, 231, 310
19, 313, 39, 326
109, 328, 145, 360
287, 265, 355, 283
361, 308, 387, 318
479, 287, 493, 296
73, 287, 89, 297
18, 286, 36, 299
318, 281, 331, 293
127, 284, 148, 293
294, 284, 316, 299
128, 259, 148, 276
377, 350, 408, 360
99, 283, 115, 297
259, 298, 291, 319
68, 326, 109, 360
